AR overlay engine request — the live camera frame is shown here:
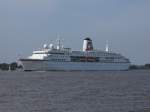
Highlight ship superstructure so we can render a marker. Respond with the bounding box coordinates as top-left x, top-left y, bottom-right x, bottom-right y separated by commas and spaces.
20, 38, 130, 71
